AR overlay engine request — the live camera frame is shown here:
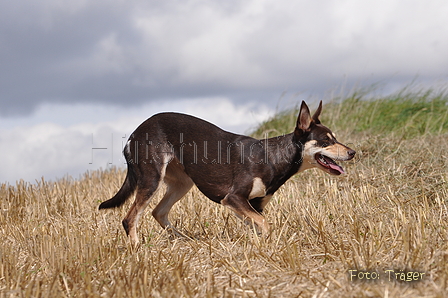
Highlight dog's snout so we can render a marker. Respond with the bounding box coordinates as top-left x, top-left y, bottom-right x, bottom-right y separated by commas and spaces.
347, 149, 356, 159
